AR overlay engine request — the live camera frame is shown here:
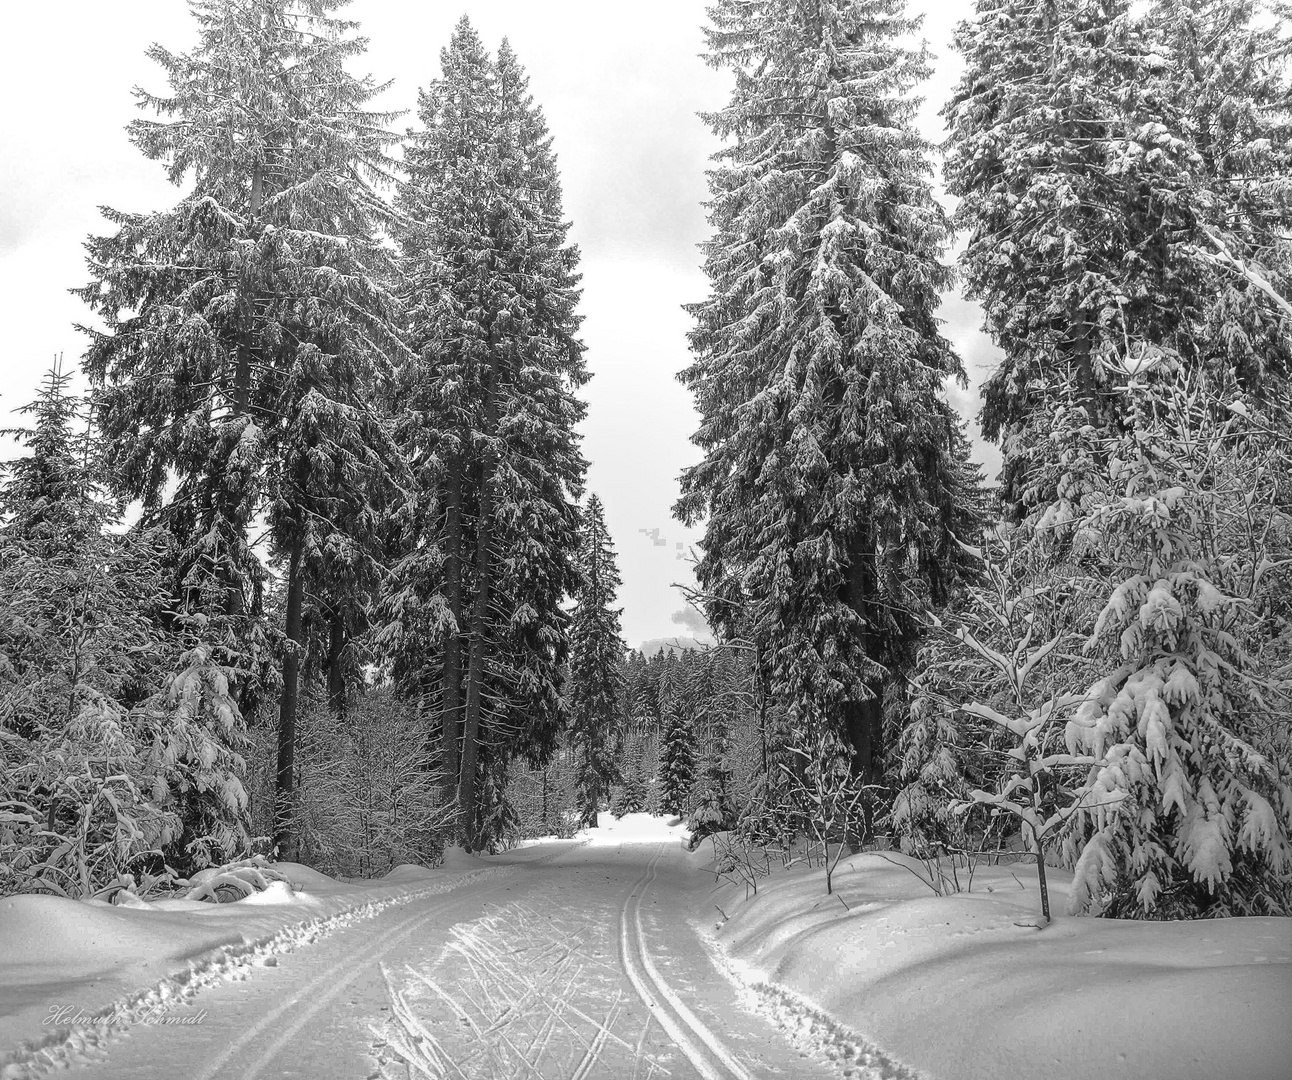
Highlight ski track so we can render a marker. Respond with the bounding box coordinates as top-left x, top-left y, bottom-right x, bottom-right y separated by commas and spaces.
618, 844, 757, 1080
0, 863, 522, 1080
192, 884, 487, 1080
